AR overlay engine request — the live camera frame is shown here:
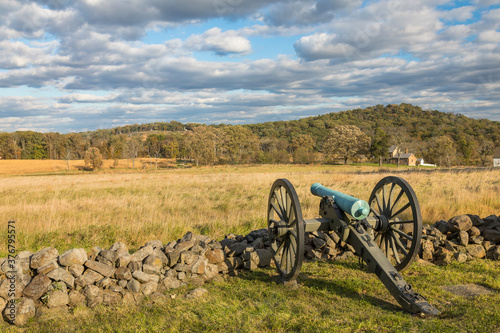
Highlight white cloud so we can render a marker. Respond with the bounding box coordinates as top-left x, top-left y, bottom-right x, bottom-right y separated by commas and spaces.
185, 27, 252, 55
